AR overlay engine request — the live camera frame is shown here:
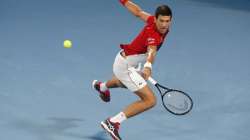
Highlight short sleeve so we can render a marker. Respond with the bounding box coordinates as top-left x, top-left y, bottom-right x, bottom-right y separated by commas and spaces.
146, 16, 155, 24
